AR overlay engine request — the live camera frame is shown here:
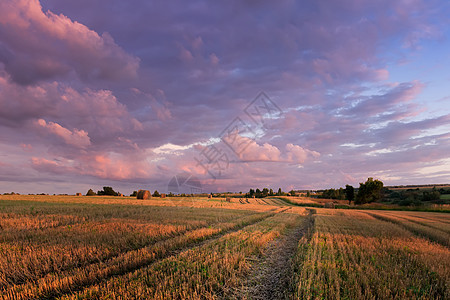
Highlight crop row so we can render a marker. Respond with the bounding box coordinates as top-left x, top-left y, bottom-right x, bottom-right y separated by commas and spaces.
60, 209, 307, 299
1, 208, 284, 299
291, 210, 449, 299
